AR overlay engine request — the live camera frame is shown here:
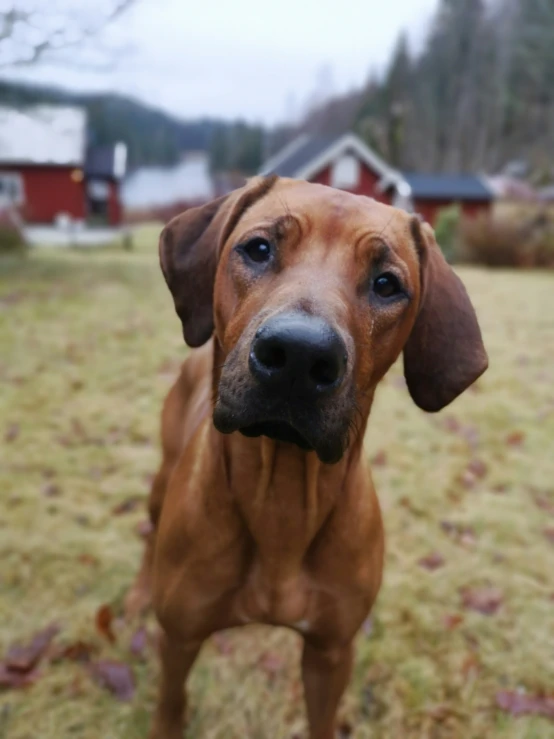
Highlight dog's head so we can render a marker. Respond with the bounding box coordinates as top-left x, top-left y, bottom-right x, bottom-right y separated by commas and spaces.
160, 177, 487, 464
